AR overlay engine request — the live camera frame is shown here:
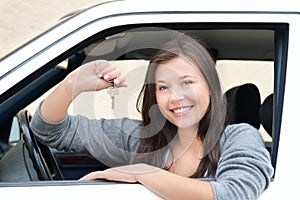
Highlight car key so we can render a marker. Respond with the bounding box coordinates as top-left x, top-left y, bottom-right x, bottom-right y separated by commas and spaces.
107, 79, 119, 109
